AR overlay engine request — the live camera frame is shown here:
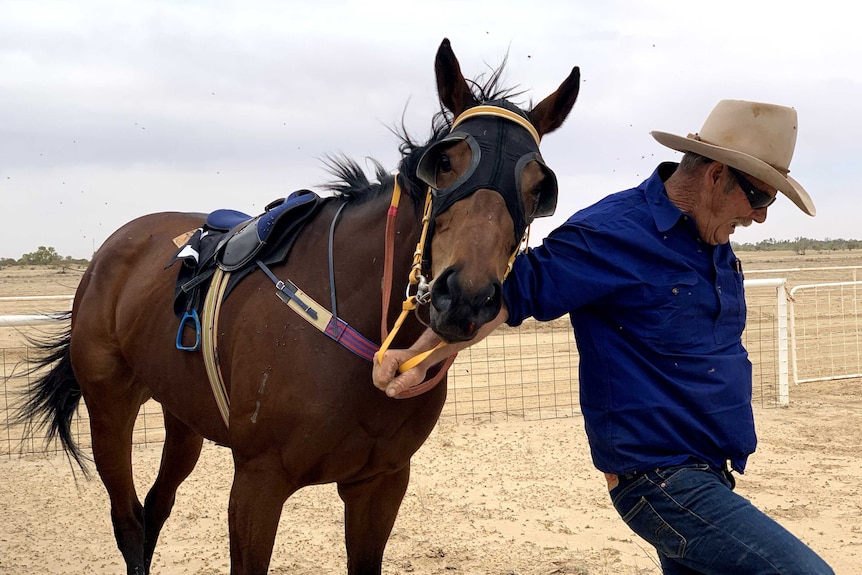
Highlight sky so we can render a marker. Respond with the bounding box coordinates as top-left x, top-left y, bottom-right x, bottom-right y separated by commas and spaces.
2, 0, 860, 259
